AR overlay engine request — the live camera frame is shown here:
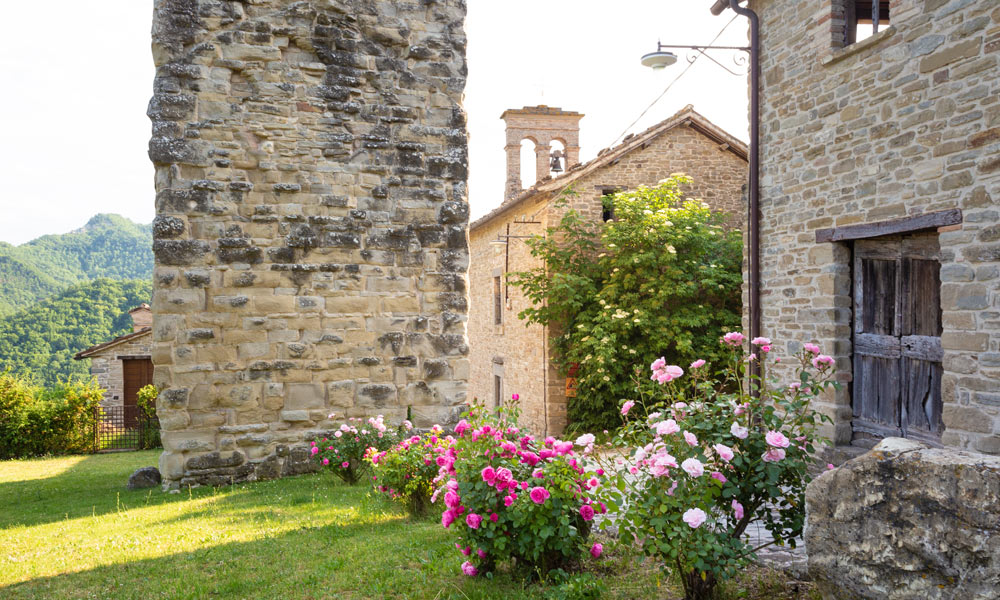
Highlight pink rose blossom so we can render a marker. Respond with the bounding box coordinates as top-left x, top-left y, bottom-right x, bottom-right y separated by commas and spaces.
466, 513, 483, 529
683, 507, 707, 528
713, 443, 734, 462
457, 544, 471, 556
690, 359, 706, 369
477, 549, 486, 559
442, 510, 456, 528
444, 490, 461, 509
341, 461, 350, 468
730, 422, 749, 439
489, 513, 498, 523
683, 431, 698, 446
529, 486, 550, 504
503, 495, 515, 507
511, 393, 519, 401
751, 336, 771, 346
481, 466, 496, 484
762, 448, 786, 462
655, 419, 681, 436
722, 331, 745, 346
621, 400, 635, 415
652, 364, 684, 384
765, 430, 790, 448
579, 504, 595, 521
322, 458, 330, 466
681, 458, 704, 478
461, 561, 478, 576
310, 446, 319, 455
590, 543, 603, 558
803, 343, 821, 355
334, 431, 343, 438
650, 357, 666, 372
760, 345, 771, 353
812, 354, 835, 370
827, 463, 835, 470
710, 471, 727, 483
732, 499, 744, 520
